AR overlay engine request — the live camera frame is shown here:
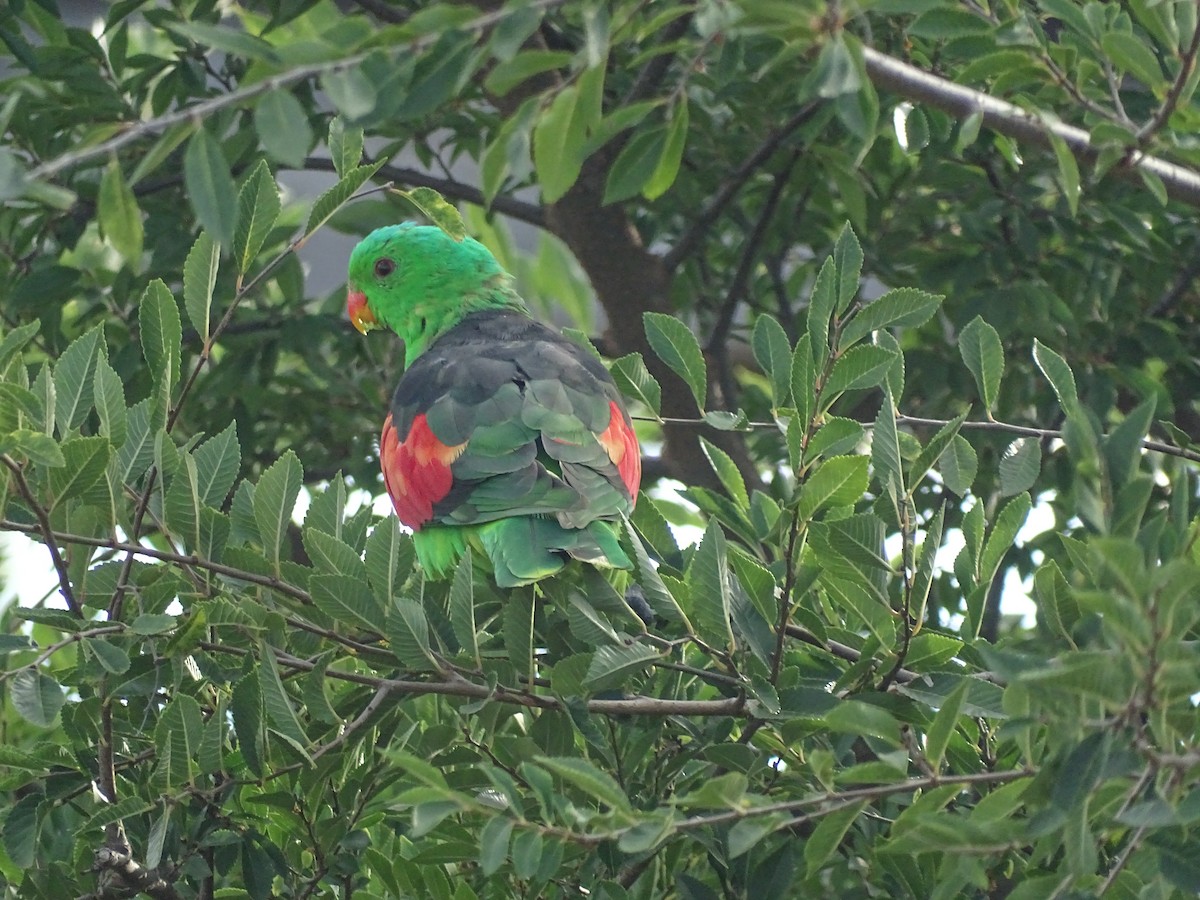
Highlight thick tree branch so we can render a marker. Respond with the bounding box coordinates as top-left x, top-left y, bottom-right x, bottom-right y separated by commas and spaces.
861, 46, 1200, 208
88, 847, 182, 900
